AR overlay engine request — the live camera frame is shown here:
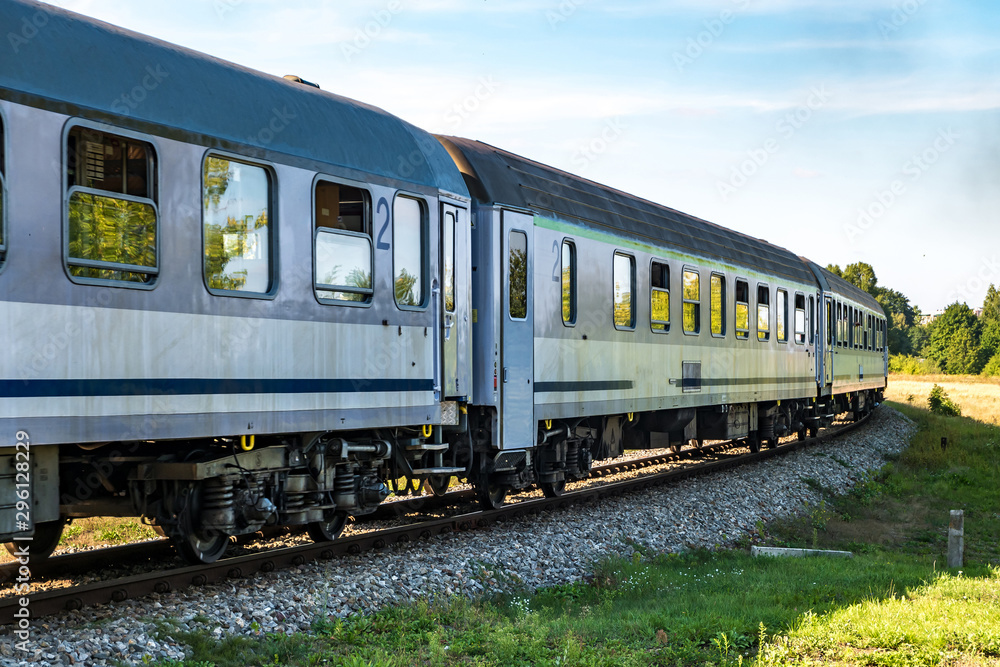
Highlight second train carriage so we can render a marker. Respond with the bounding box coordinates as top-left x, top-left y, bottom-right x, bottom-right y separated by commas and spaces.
437, 136, 887, 507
